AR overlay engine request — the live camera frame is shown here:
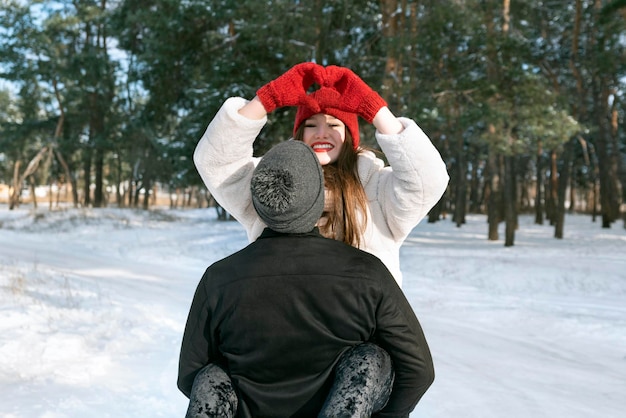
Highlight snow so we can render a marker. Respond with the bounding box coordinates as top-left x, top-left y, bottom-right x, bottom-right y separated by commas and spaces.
1, 204, 625, 417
